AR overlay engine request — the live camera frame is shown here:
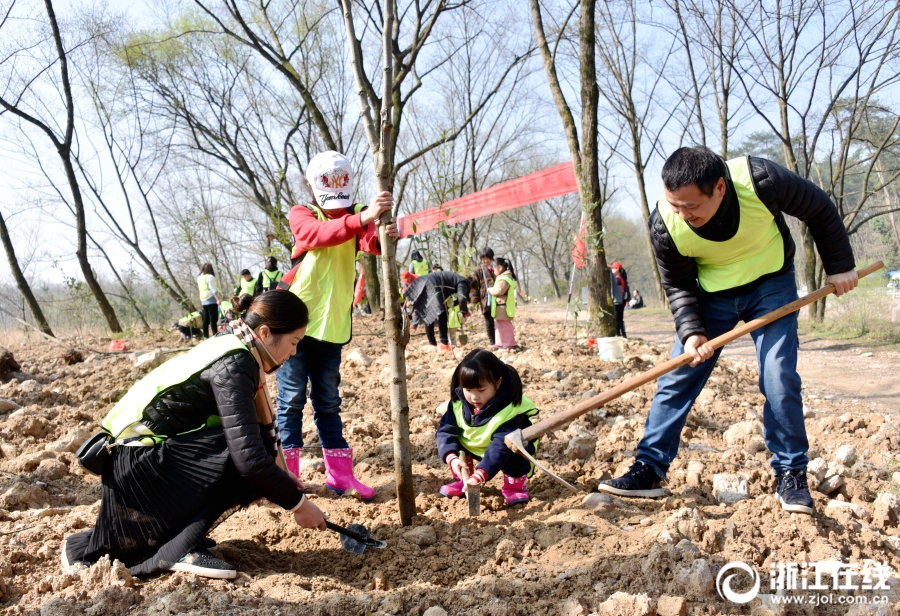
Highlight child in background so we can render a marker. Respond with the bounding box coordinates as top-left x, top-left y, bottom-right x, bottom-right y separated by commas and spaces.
435, 349, 539, 506
487, 258, 518, 349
